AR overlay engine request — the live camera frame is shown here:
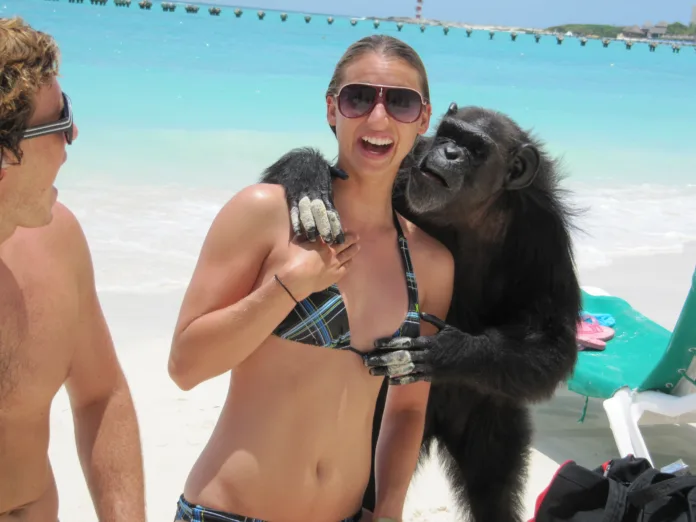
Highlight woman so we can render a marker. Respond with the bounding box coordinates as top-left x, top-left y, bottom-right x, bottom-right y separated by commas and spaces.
168, 35, 454, 522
